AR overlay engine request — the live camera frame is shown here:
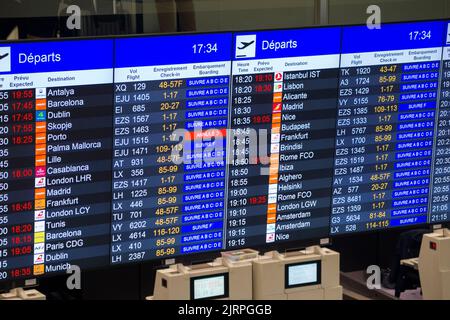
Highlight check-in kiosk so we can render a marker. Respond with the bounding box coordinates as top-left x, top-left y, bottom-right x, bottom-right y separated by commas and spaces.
0, 288, 45, 300
418, 228, 450, 300
252, 246, 342, 300
149, 249, 259, 300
